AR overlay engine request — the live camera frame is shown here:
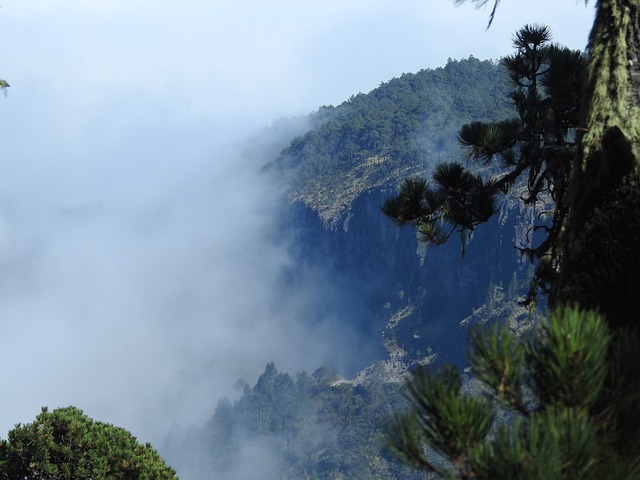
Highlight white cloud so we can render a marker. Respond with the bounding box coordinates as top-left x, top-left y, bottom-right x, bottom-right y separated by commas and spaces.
0, 0, 596, 462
